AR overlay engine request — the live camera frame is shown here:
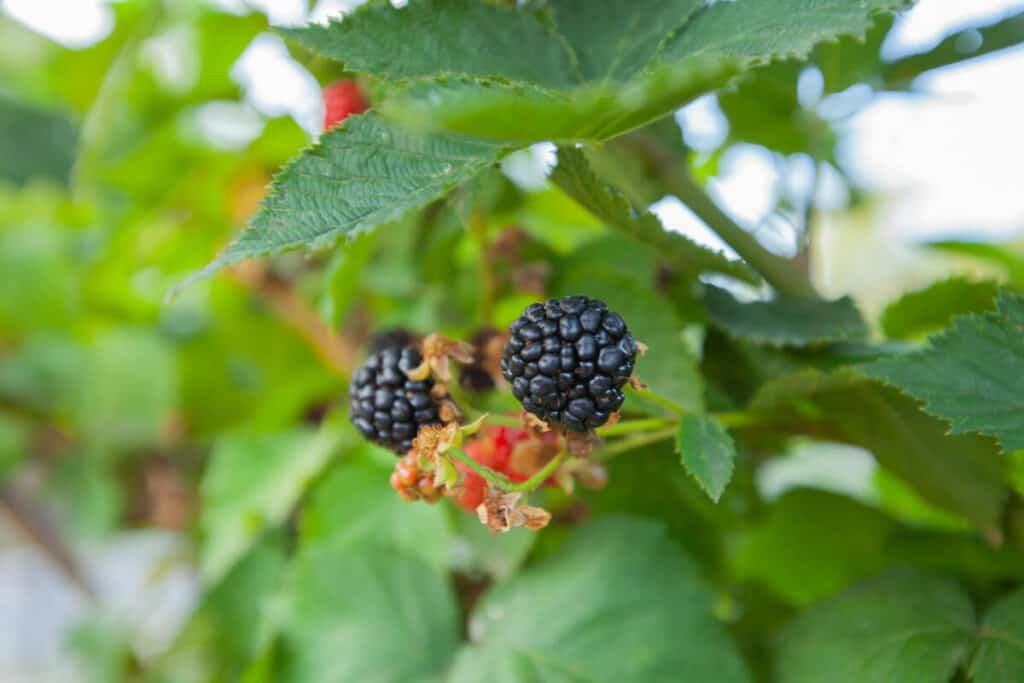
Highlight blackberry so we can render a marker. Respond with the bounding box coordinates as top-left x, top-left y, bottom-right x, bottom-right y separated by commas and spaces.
350, 345, 441, 453
501, 295, 637, 431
